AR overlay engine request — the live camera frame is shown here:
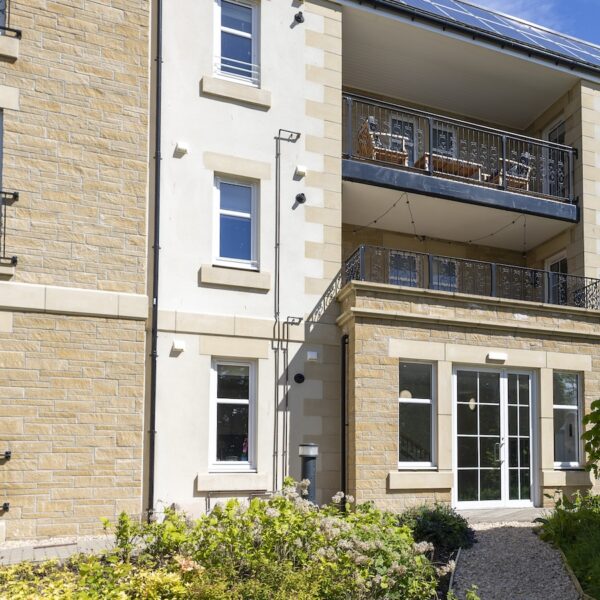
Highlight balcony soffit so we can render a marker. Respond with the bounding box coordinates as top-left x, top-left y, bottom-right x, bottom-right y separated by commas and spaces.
342, 6, 580, 130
